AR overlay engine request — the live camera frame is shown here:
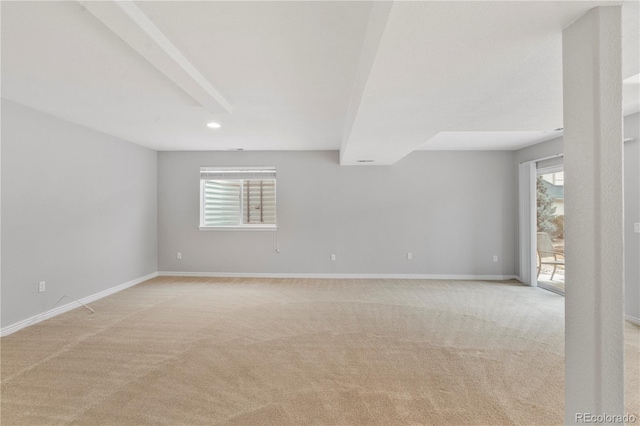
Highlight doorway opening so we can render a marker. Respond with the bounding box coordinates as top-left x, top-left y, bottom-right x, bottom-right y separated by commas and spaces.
536, 167, 565, 294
